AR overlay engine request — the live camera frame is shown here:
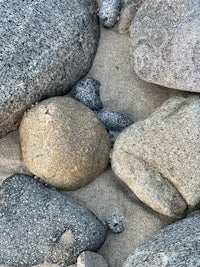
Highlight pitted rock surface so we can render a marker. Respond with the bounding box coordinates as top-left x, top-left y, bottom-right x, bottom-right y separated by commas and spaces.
0, 174, 107, 267
112, 96, 200, 218
0, 0, 99, 137
20, 97, 110, 190
123, 213, 200, 267
130, 0, 200, 92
